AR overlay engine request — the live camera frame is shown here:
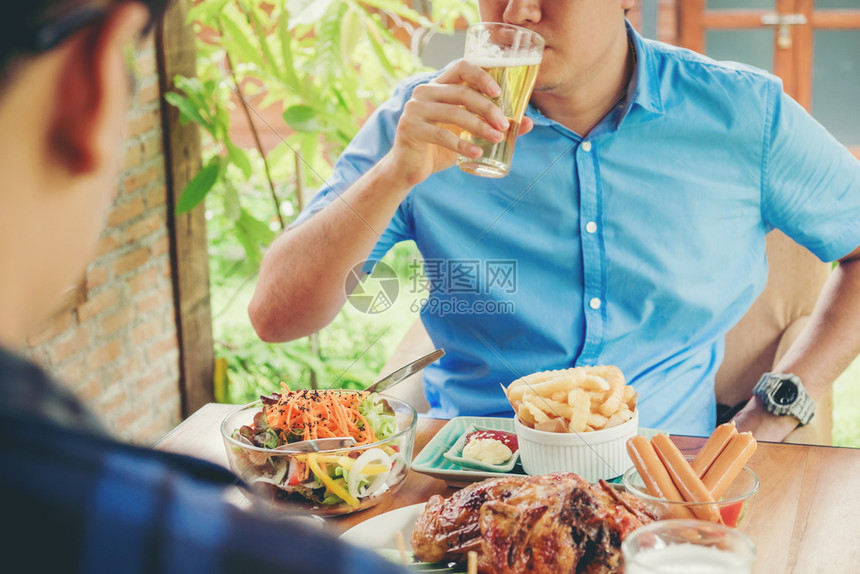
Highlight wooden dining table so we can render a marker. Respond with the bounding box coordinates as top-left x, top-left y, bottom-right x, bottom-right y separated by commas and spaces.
156, 403, 860, 574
